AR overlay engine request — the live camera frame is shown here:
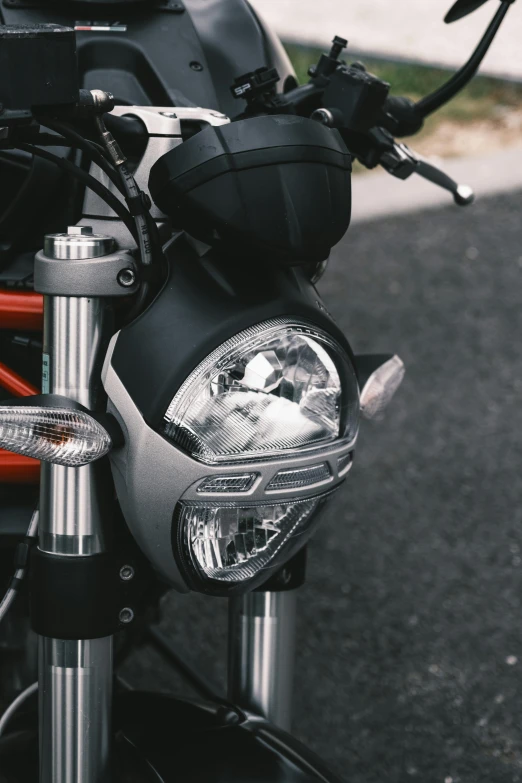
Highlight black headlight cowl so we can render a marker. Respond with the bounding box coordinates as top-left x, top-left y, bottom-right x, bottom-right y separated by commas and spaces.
111, 234, 357, 432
